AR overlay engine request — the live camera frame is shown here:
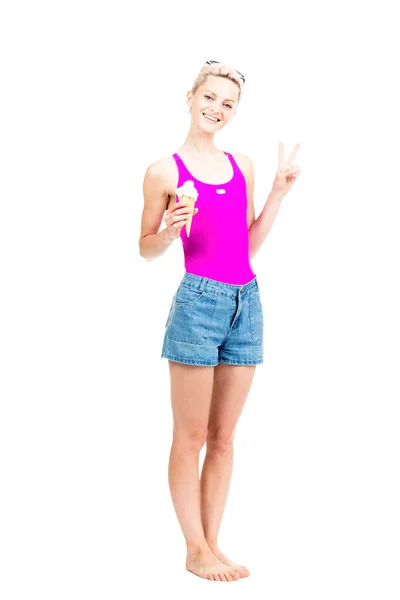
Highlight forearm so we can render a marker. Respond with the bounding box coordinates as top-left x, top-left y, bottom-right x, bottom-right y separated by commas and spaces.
139, 228, 175, 261
249, 190, 284, 259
